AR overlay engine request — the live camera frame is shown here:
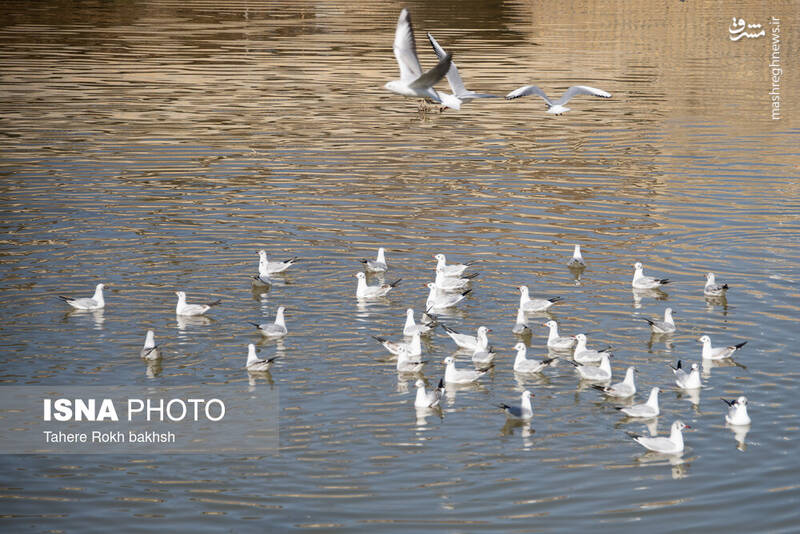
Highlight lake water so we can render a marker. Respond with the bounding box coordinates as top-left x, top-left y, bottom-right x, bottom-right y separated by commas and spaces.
1, 0, 799, 531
